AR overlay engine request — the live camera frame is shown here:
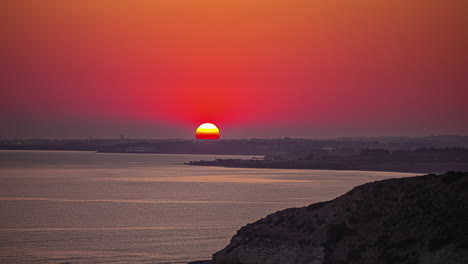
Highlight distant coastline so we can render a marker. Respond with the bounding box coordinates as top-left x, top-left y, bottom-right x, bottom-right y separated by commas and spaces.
2, 135, 468, 155
185, 152, 468, 174
3, 136, 468, 174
